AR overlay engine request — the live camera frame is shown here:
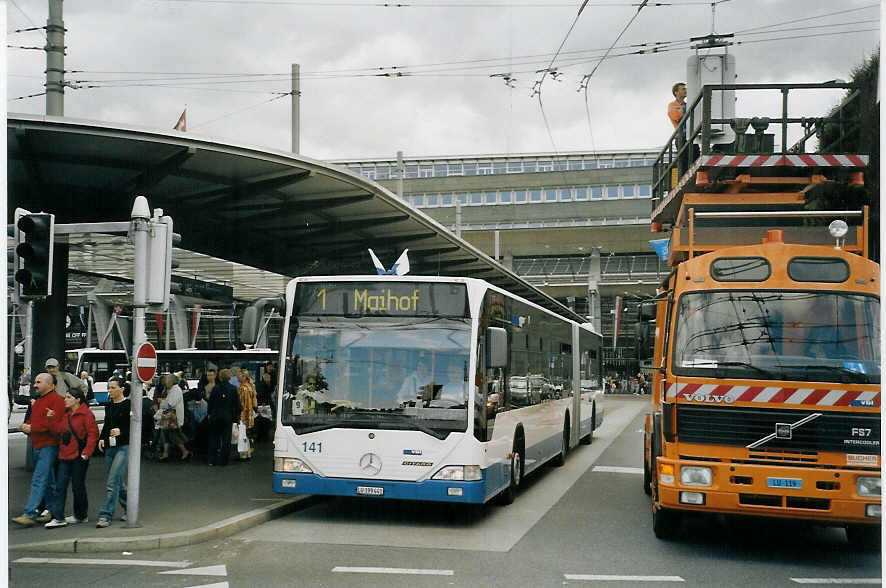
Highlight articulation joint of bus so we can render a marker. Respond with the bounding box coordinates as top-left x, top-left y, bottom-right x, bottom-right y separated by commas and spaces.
641, 81, 880, 548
